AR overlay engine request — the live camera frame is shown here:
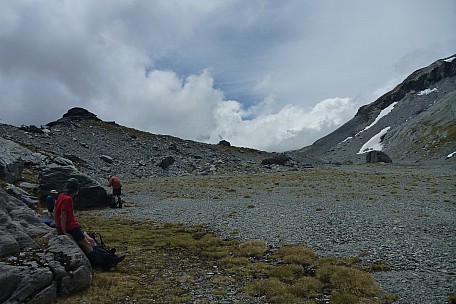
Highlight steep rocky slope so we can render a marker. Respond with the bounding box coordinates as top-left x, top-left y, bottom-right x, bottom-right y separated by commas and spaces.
296, 54, 456, 164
